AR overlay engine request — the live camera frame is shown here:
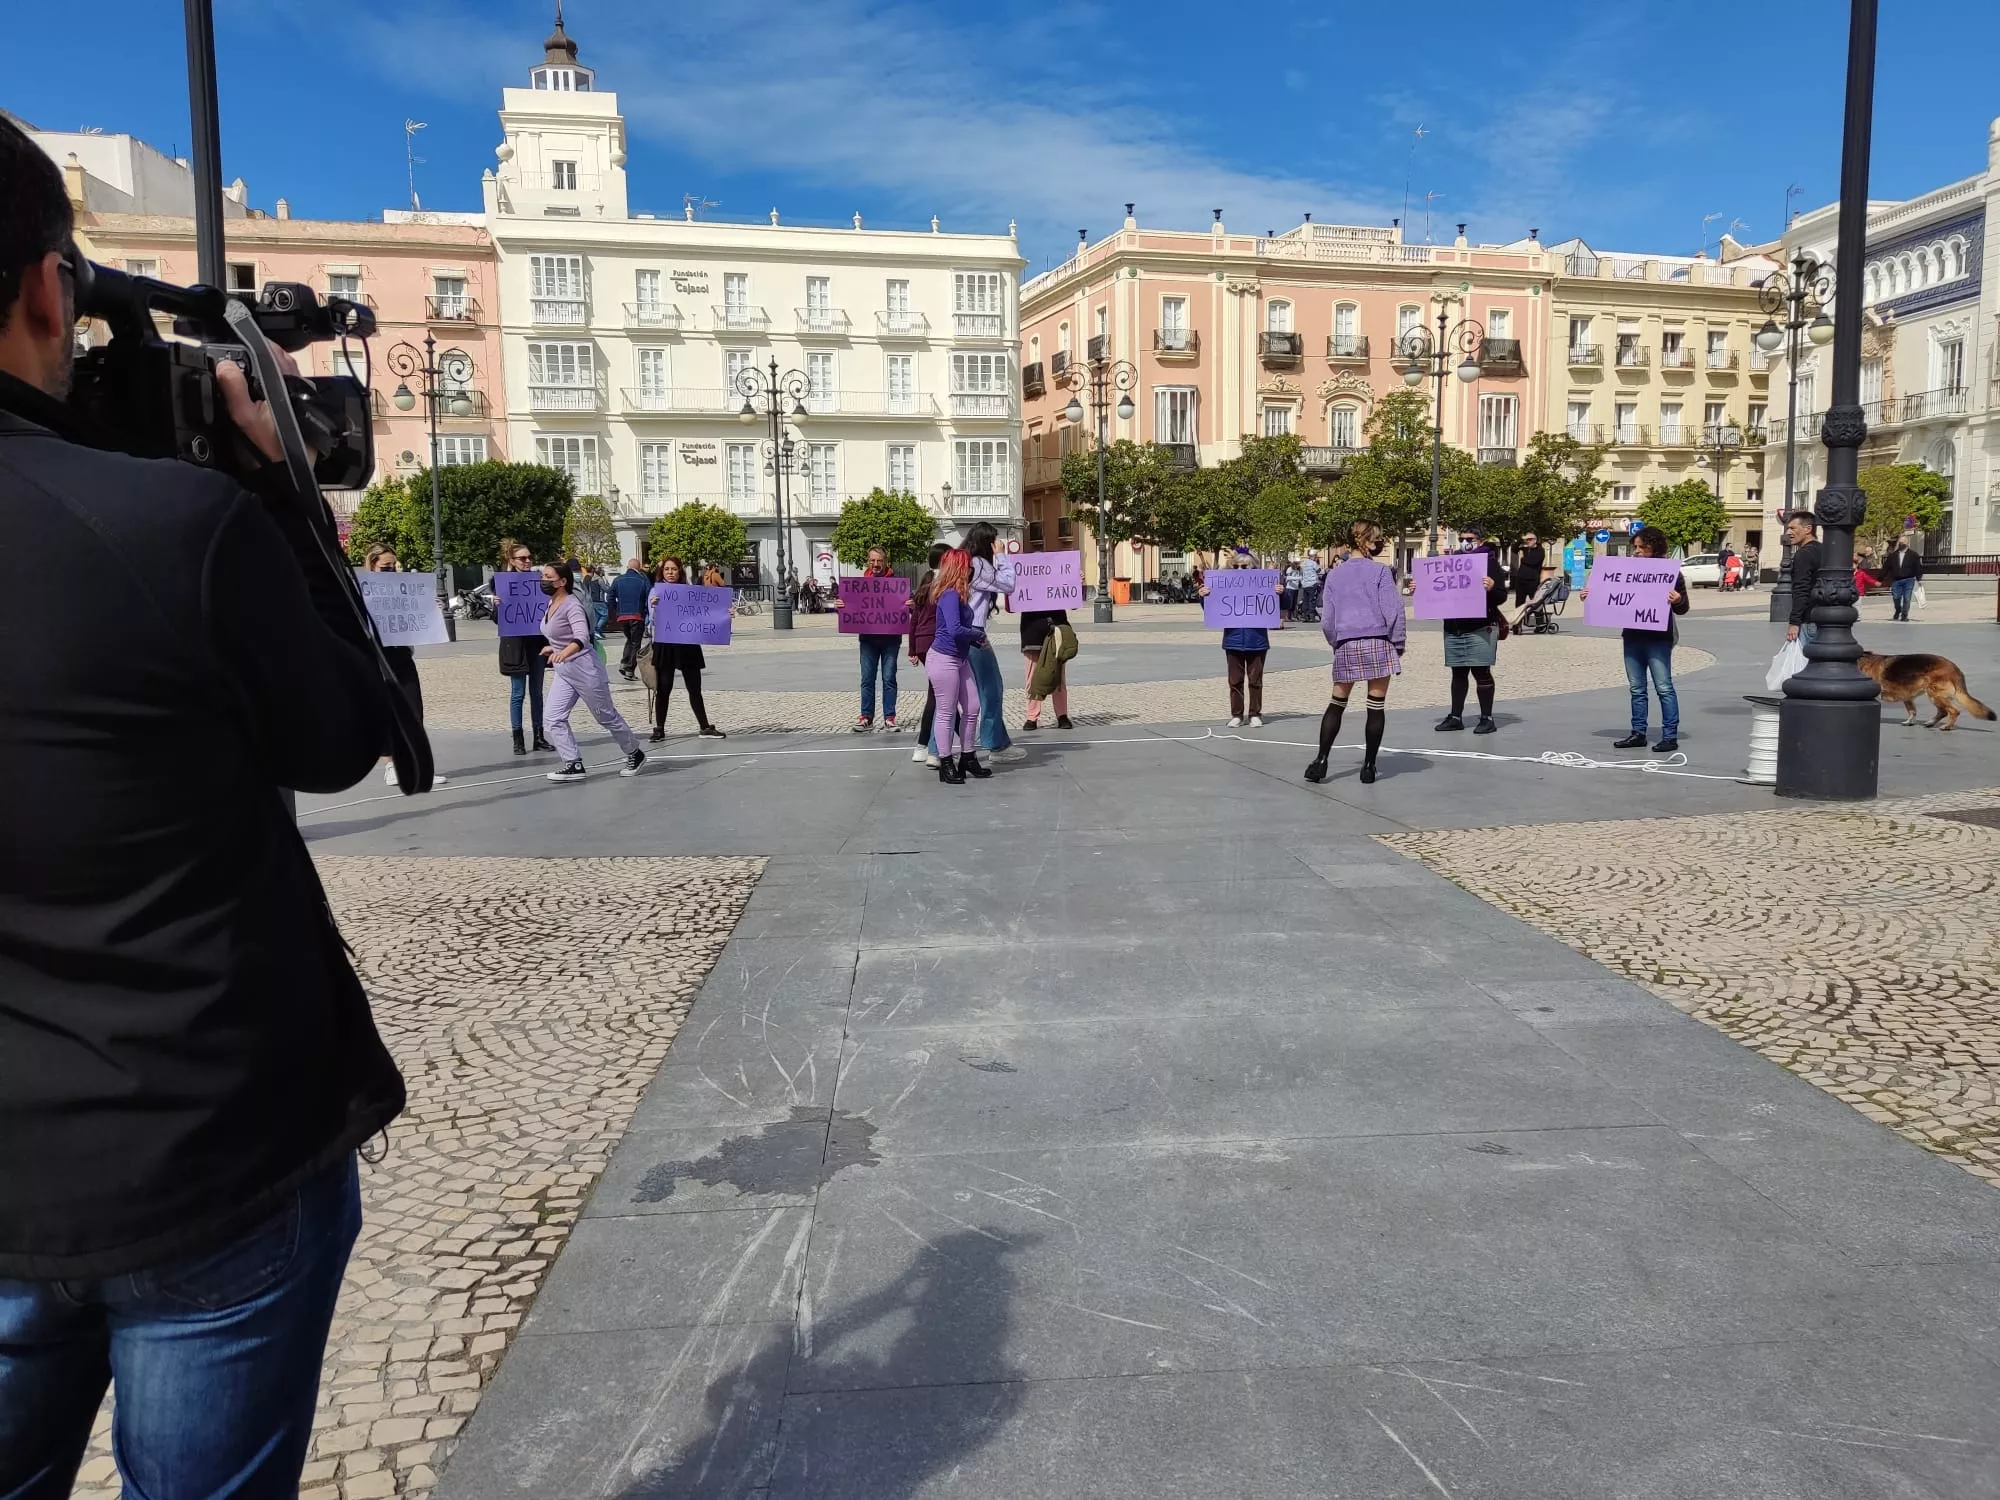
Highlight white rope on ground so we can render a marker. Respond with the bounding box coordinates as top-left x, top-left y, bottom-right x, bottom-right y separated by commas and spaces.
299, 726, 1746, 820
